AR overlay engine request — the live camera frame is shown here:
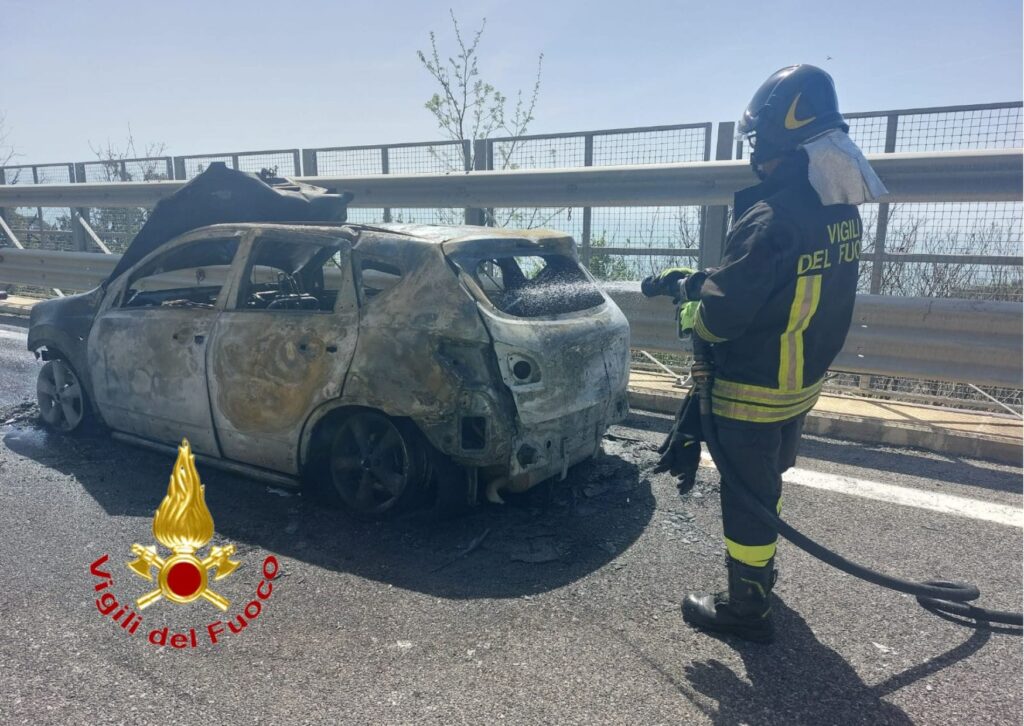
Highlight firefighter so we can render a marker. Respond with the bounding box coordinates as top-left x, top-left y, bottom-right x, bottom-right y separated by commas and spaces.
642, 65, 886, 643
